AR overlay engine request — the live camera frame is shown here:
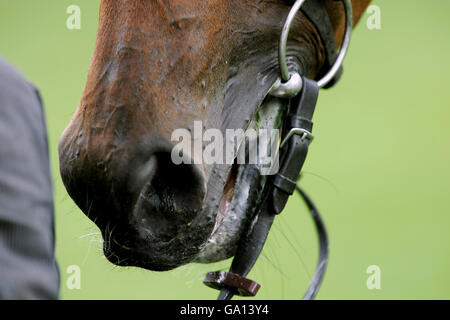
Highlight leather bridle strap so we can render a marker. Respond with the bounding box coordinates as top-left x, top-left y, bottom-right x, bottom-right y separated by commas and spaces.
296, 184, 329, 299
204, 78, 325, 300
